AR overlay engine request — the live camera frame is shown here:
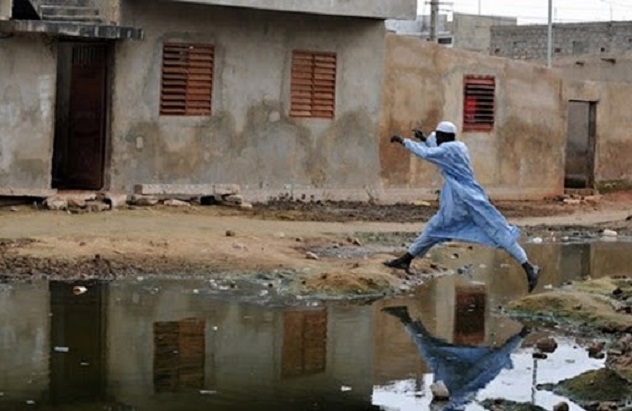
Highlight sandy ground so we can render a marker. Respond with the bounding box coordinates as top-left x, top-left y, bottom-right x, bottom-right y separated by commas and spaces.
1, 192, 632, 295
